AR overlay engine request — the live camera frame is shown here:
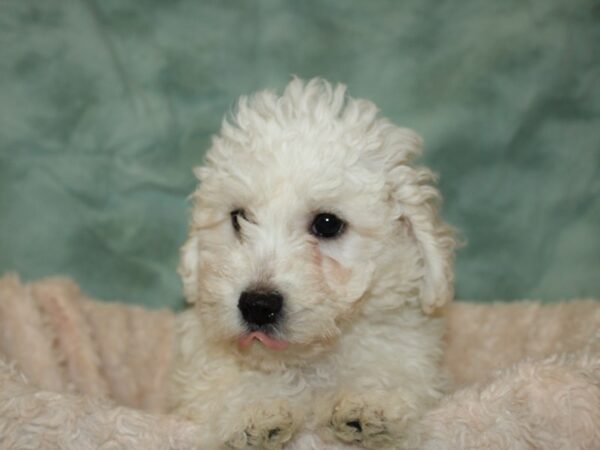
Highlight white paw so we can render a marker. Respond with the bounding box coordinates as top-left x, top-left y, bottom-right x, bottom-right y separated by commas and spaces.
330, 395, 408, 449
225, 400, 297, 450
